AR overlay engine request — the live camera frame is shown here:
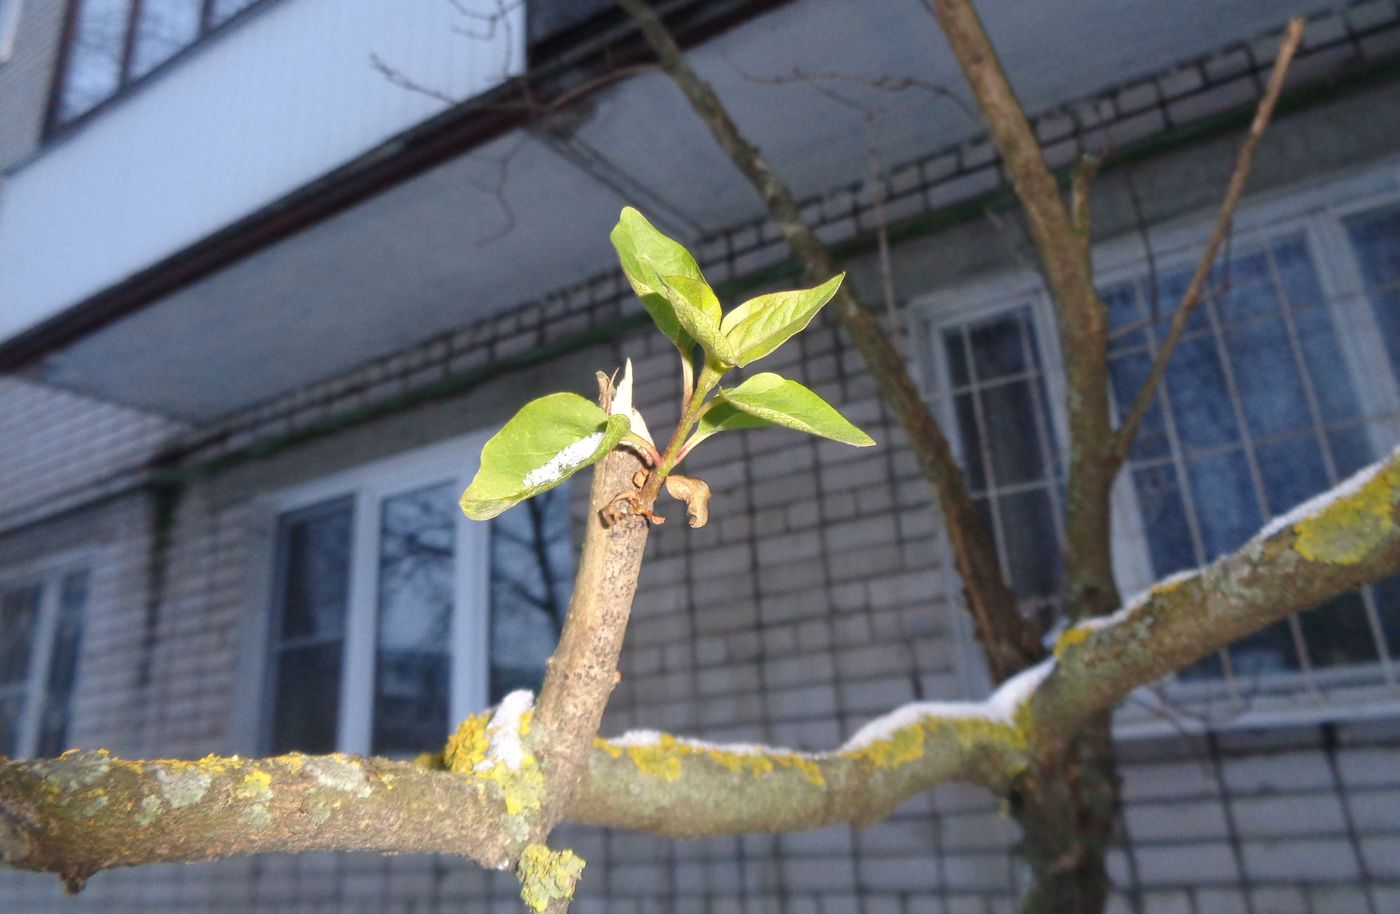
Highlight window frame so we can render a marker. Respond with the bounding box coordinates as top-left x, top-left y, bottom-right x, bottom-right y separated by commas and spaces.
45, 0, 282, 137
0, 549, 94, 758
908, 155, 1400, 729
247, 432, 492, 757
